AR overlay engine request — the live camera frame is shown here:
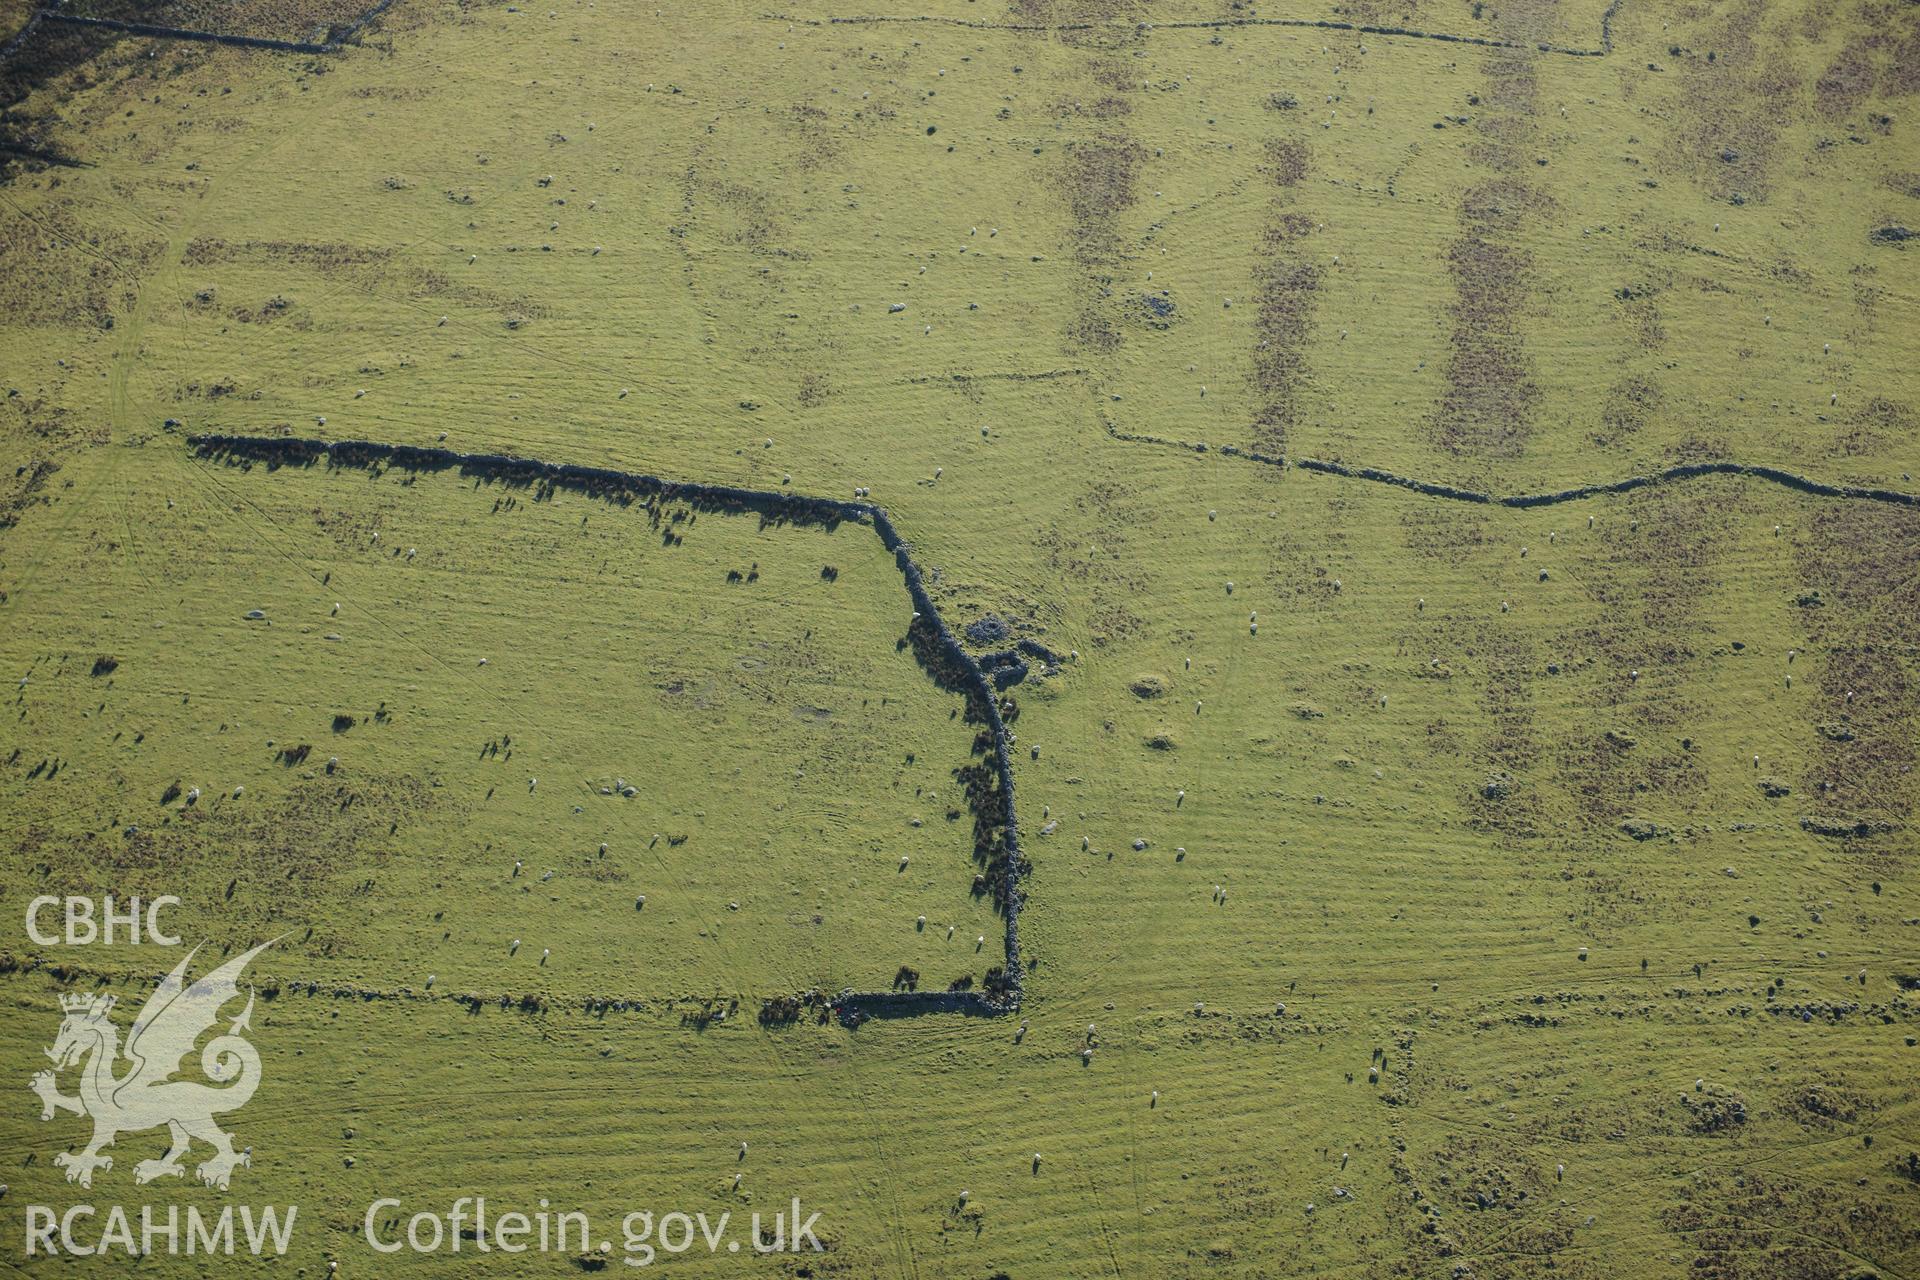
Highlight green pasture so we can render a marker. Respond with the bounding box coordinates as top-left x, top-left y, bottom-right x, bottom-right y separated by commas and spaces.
1, 0, 1916, 1275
